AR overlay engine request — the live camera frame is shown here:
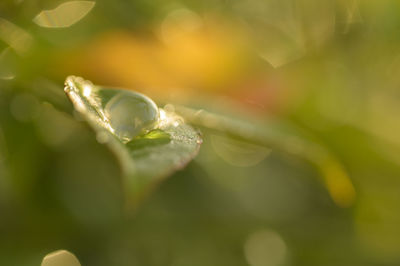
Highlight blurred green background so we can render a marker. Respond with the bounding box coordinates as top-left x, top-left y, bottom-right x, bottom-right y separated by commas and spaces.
1, 0, 400, 265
